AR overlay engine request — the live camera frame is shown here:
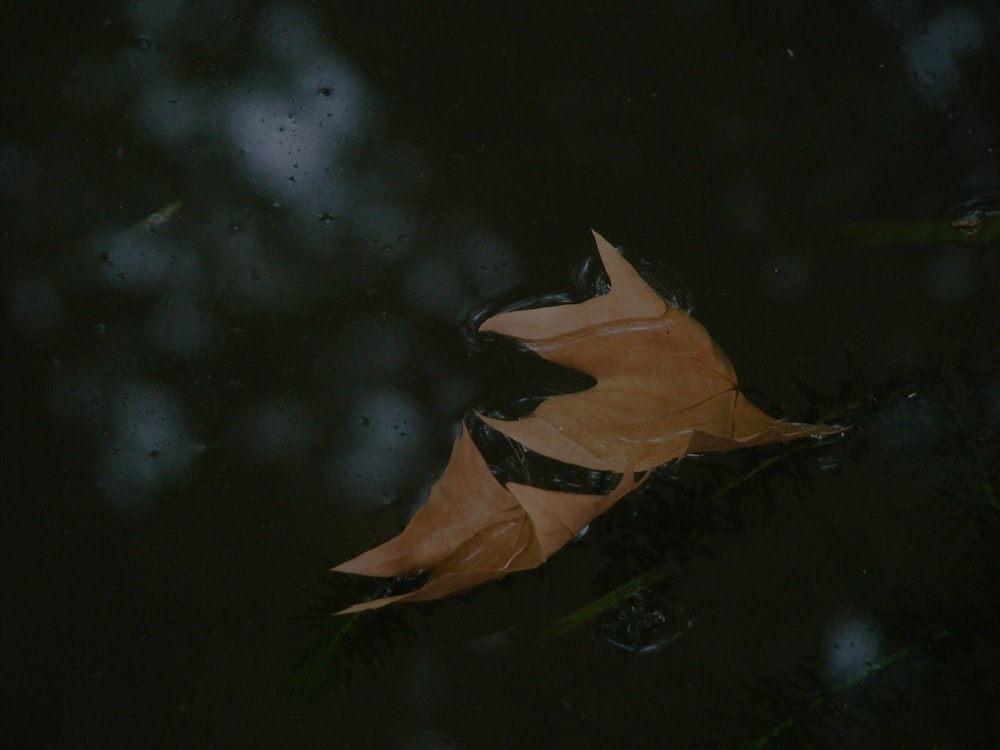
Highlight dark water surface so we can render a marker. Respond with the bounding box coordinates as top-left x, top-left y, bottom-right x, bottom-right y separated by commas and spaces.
3, 3, 999, 748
